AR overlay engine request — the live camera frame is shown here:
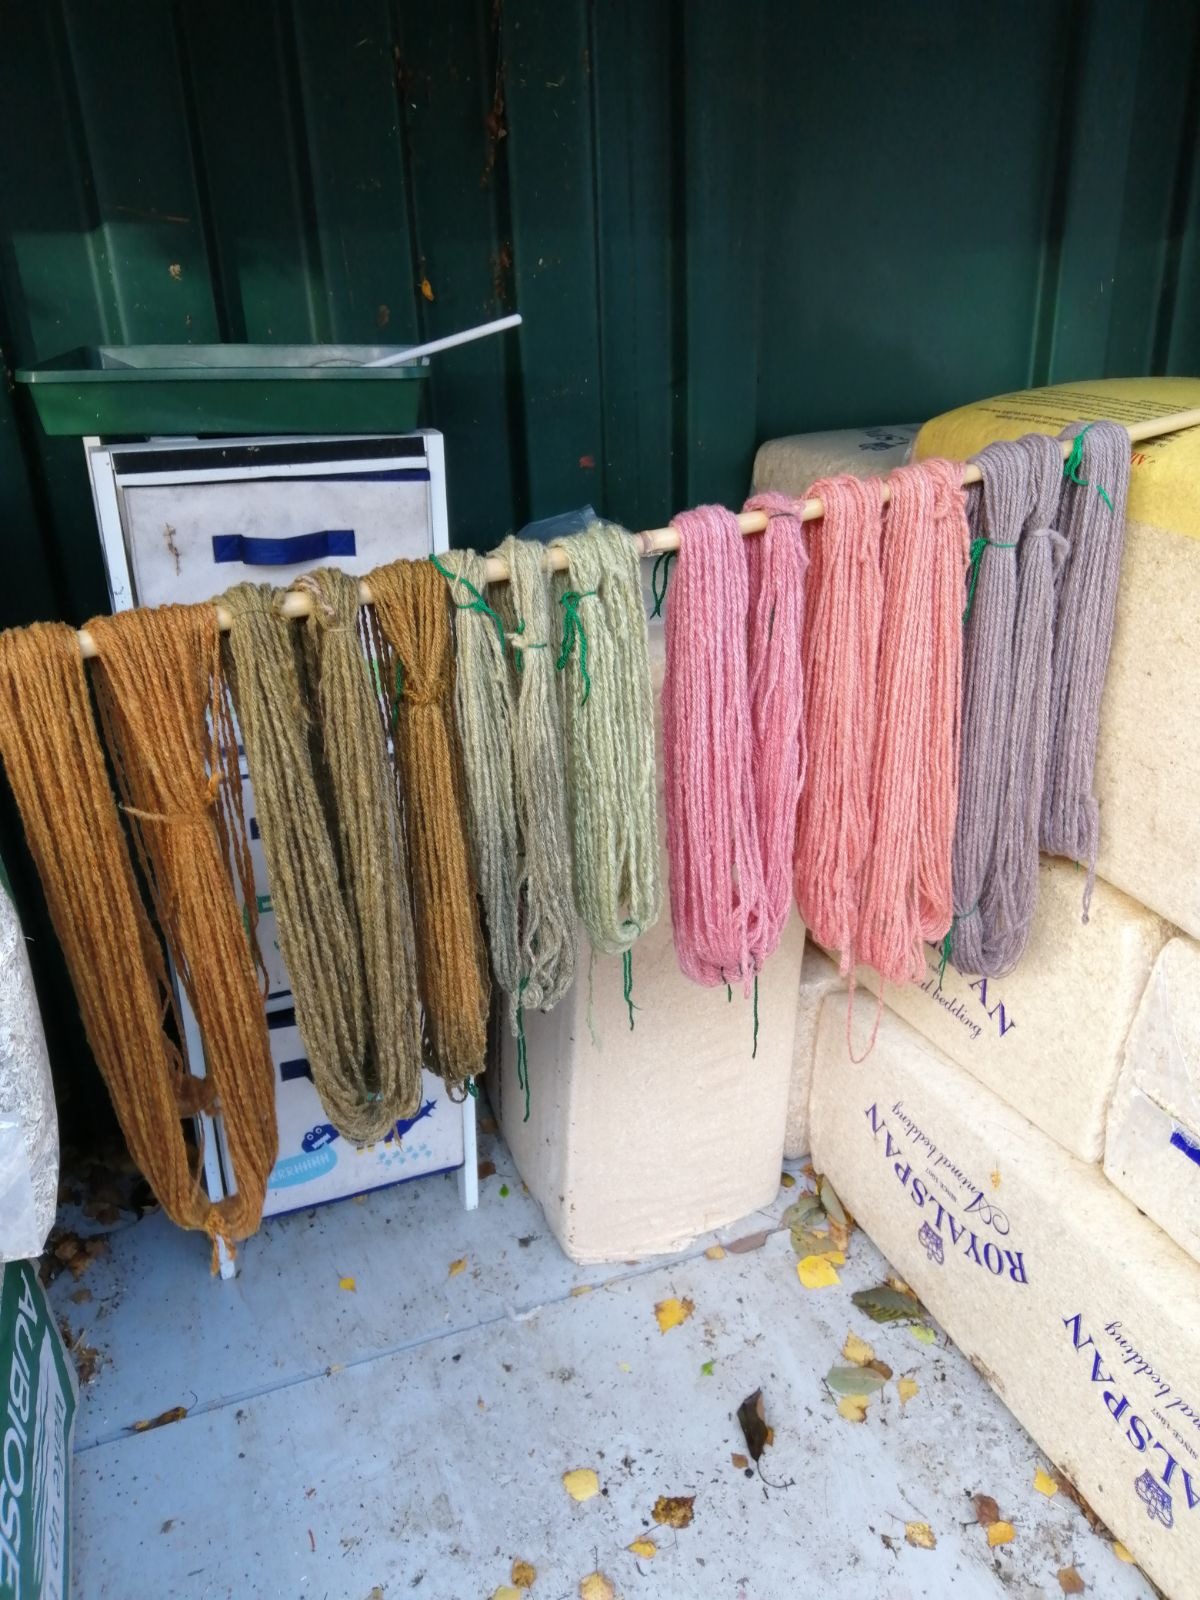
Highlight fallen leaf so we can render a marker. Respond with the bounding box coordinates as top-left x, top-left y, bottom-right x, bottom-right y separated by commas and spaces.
338, 1276, 356, 1292
866, 1359, 893, 1381
736, 1388, 774, 1460
654, 1296, 694, 1333
448, 1258, 467, 1277
578, 1575, 615, 1600
790, 1223, 833, 1258
652, 1495, 695, 1529
990, 1168, 1001, 1190
842, 1331, 874, 1366
851, 1284, 927, 1324
782, 1195, 824, 1232
128, 1406, 188, 1433
569, 1285, 592, 1298
1033, 1467, 1058, 1498
628, 1537, 656, 1559
419, 276, 435, 301
797, 1254, 842, 1289
563, 1468, 600, 1502
780, 1172, 796, 1189
825, 1364, 887, 1397
986, 1520, 1016, 1548
617, 1362, 632, 1373
492, 1589, 523, 1600
726, 1228, 773, 1254
1054, 1472, 1105, 1533
836, 1394, 870, 1423
971, 1494, 1000, 1527
905, 1521, 936, 1550
700, 1360, 714, 1376
910, 1324, 937, 1345
499, 1184, 510, 1197
897, 1377, 919, 1406
1057, 1567, 1086, 1594
885, 1273, 913, 1295
828, 1218, 851, 1253
730, 1453, 749, 1469
511, 1558, 537, 1586
818, 1175, 848, 1226
1112, 1541, 1134, 1564
704, 1245, 726, 1260
478, 1159, 497, 1180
